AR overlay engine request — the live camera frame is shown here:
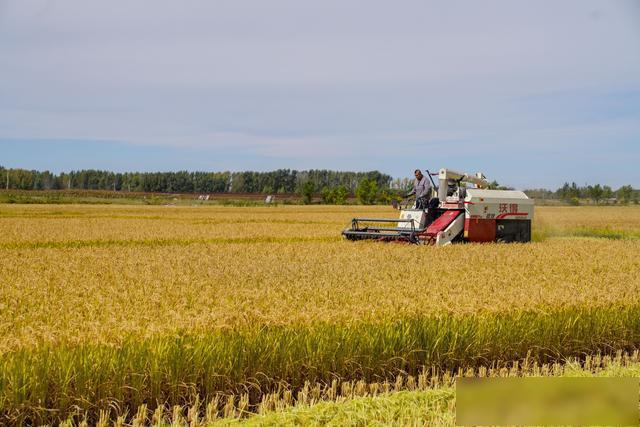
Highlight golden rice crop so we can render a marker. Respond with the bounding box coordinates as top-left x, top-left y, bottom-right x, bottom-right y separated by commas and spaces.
0, 204, 639, 424
1, 239, 639, 352
1, 204, 639, 244
52, 351, 640, 426
533, 205, 640, 240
